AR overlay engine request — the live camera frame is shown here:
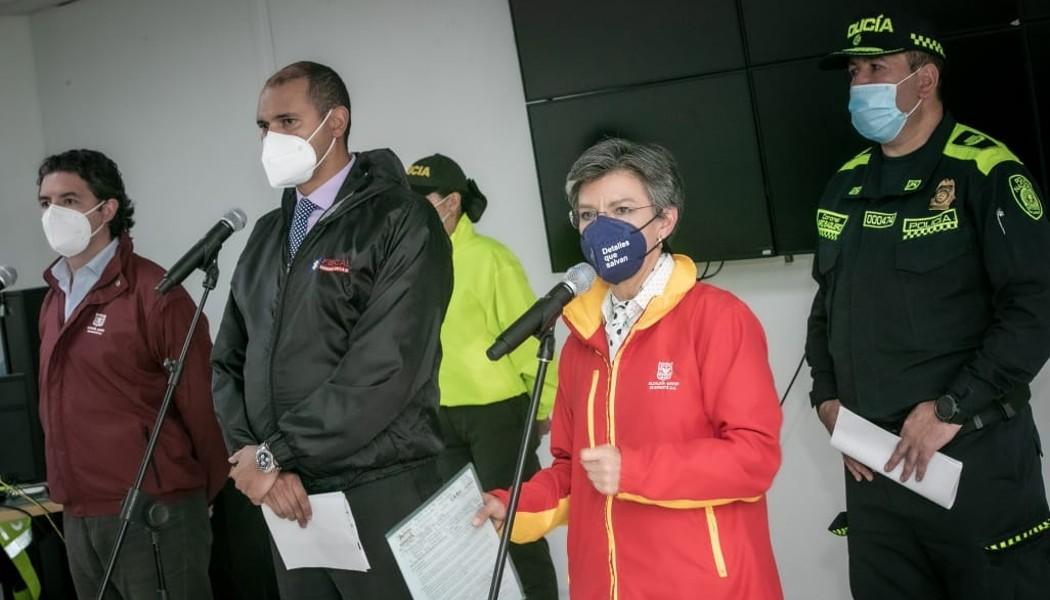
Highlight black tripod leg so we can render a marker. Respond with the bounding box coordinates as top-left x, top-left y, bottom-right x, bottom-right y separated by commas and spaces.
150, 528, 168, 600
